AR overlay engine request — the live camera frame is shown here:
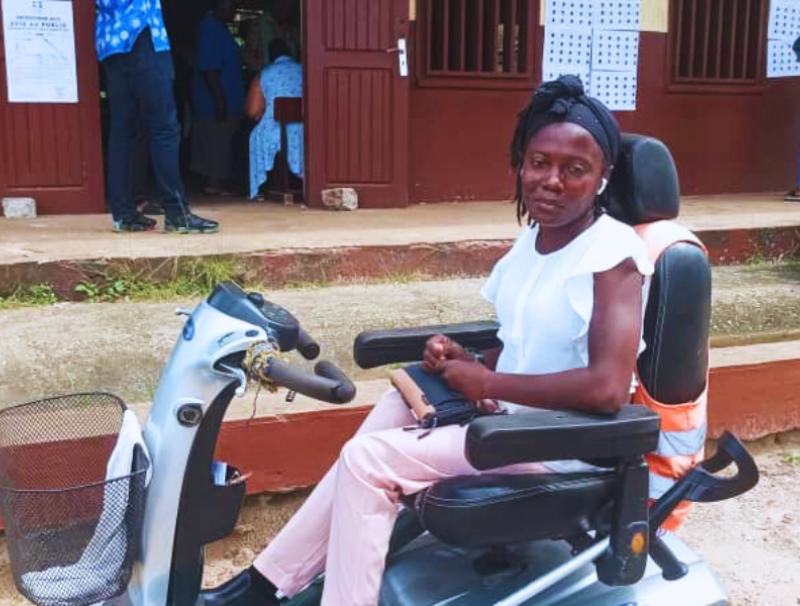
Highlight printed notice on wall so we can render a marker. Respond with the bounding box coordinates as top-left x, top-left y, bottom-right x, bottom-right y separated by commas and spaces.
767, 0, 800, 77
2, 0, 79, 103
543, 0, 641, 111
